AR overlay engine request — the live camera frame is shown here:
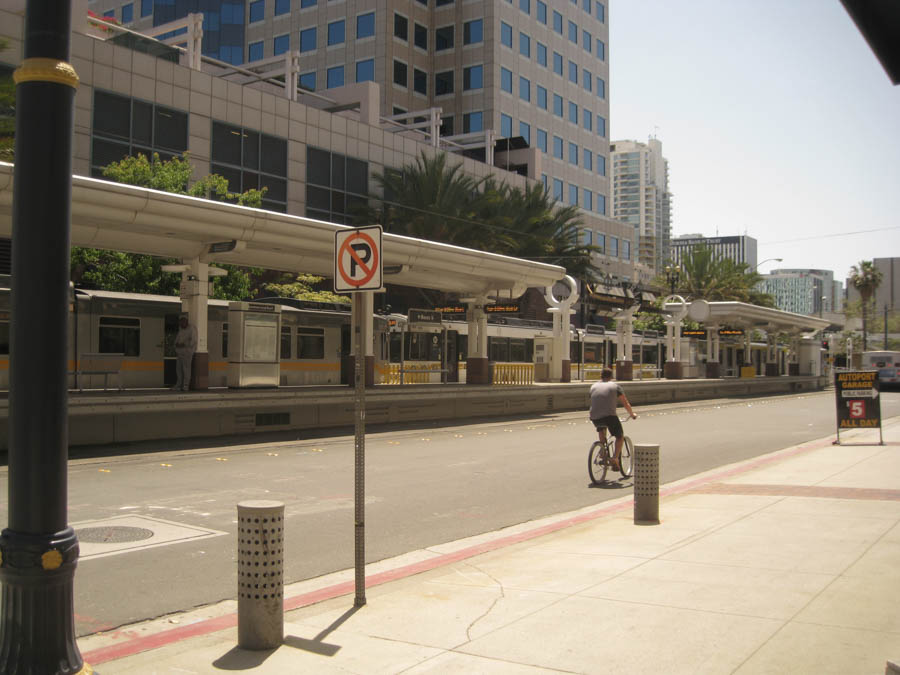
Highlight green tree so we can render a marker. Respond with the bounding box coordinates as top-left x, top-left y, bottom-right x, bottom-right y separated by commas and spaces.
0, 40, 15, 161
662, 245, 774, 305
262, 273, 350, 305
849, 260, 883, 351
